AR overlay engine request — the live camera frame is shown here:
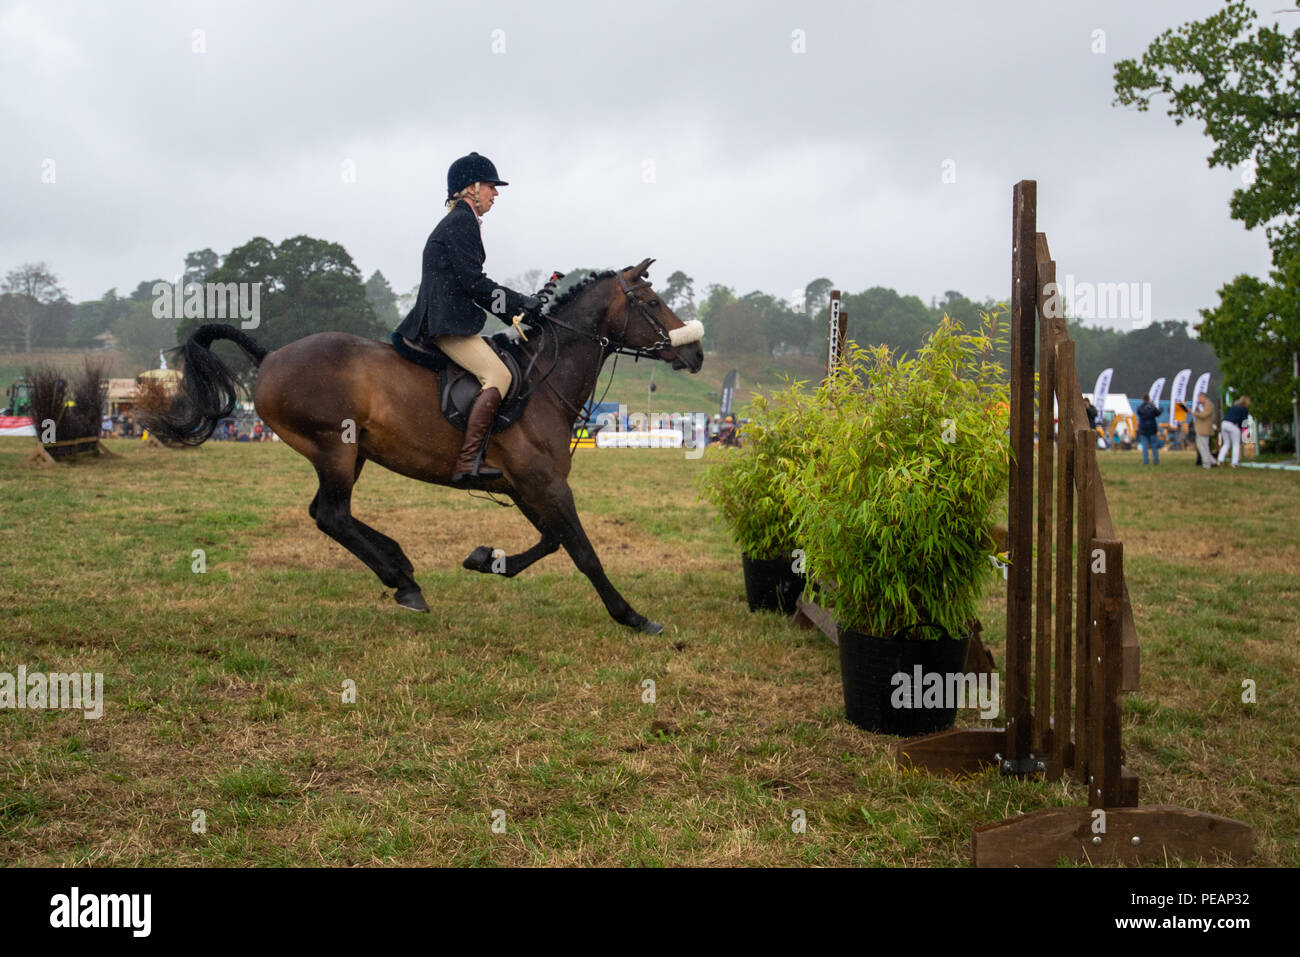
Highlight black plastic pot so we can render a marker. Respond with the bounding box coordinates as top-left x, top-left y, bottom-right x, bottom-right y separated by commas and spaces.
741, 552, 806, 614
838, 622, 972, 736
